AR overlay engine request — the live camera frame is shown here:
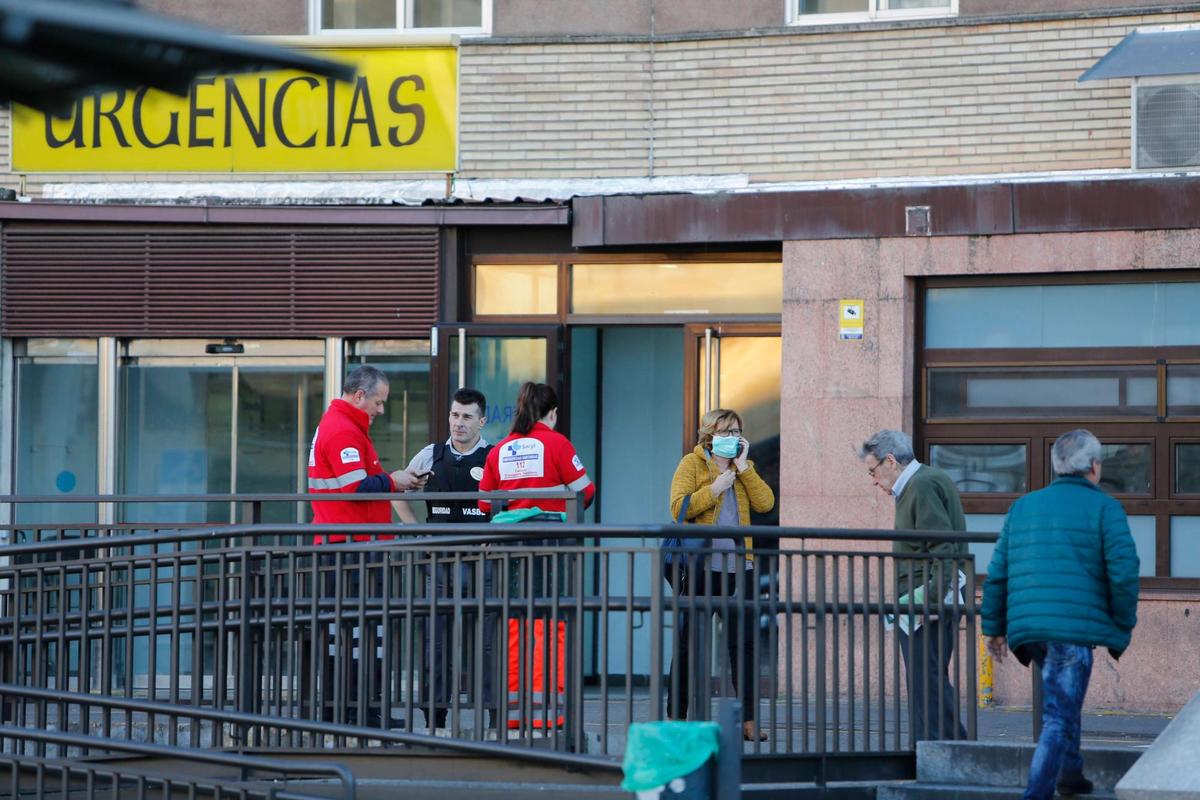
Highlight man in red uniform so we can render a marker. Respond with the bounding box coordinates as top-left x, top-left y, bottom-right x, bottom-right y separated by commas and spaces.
308, 364, 427, 541
307, 364, 427, 726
